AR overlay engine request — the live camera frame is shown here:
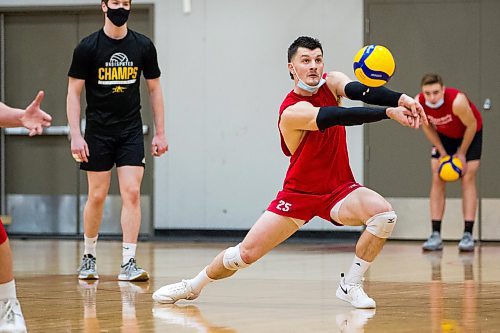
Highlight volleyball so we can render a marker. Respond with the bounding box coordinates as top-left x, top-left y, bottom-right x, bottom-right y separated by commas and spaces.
353, 45, 396, 87
438, 155, 463, 182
